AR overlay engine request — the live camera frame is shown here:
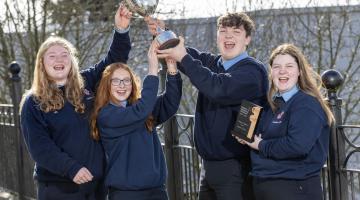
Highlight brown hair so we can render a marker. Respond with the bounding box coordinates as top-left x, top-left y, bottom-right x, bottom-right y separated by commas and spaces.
268, 43, 334, 125
90, 62, 155, 141
217, 12, 255, 37
20, 36, 85, 113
